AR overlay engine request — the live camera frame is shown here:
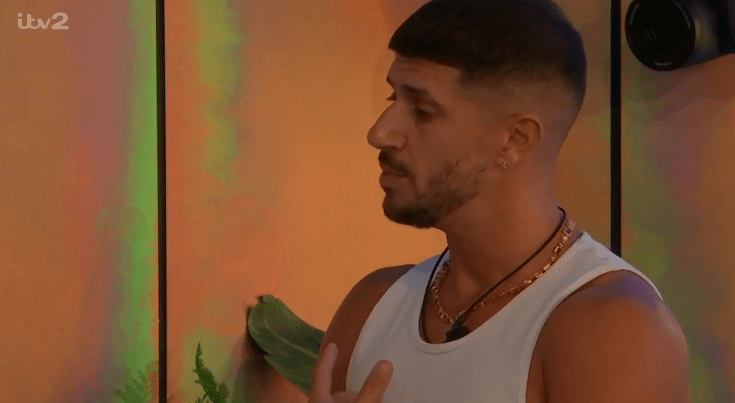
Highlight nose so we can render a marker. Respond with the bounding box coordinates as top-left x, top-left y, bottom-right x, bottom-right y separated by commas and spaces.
367, 106, 406, 150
